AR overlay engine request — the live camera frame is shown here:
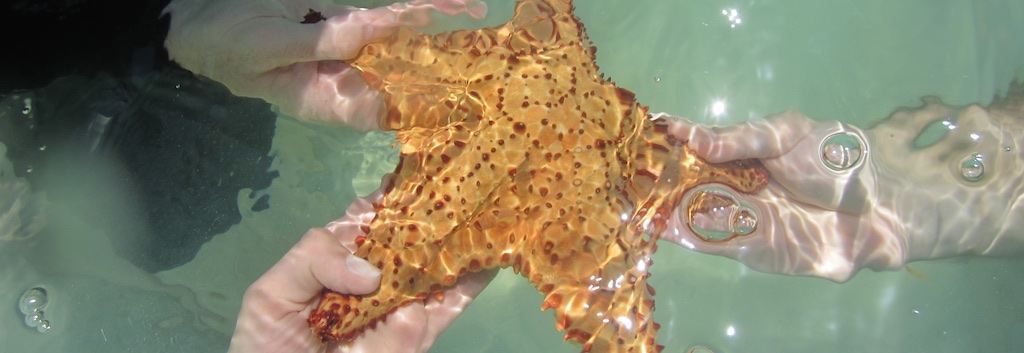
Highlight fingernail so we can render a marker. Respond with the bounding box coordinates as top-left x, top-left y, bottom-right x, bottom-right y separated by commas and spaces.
346, 255, 382, 279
